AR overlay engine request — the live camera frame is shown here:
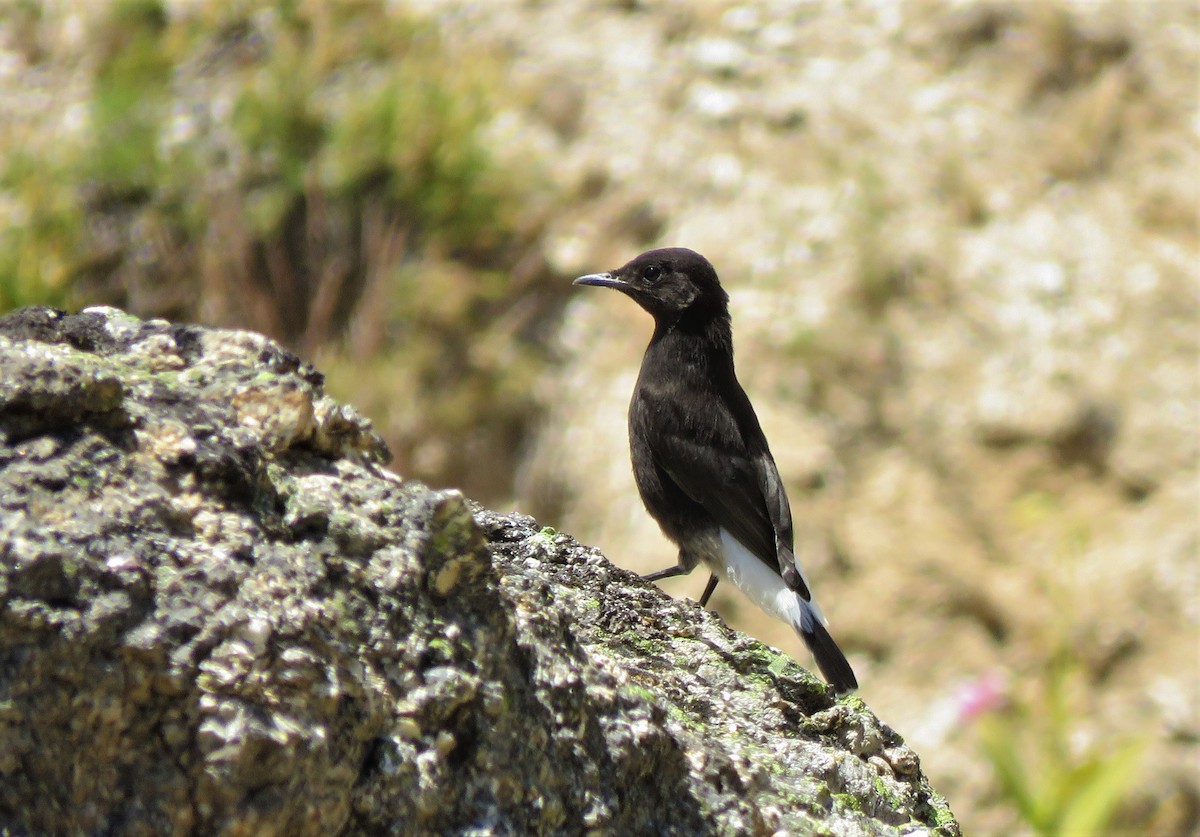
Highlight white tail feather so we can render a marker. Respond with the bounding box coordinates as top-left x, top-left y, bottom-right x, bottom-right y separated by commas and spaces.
716, 528, 828, 627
